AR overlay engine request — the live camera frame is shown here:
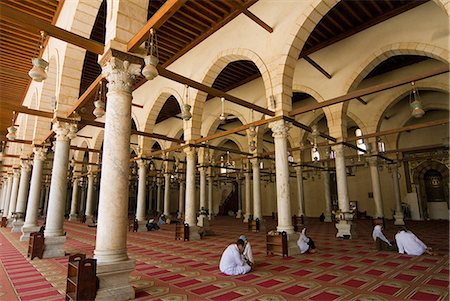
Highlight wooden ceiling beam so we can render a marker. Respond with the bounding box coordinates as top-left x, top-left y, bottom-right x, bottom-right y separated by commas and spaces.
156, 65, 275, 116
65, 75, 103, 117
0, 3, 104, 55
289, 66, 449, 117
304, 56, 332, 79
127, 0, 188, 52
0, 104, 53, 119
